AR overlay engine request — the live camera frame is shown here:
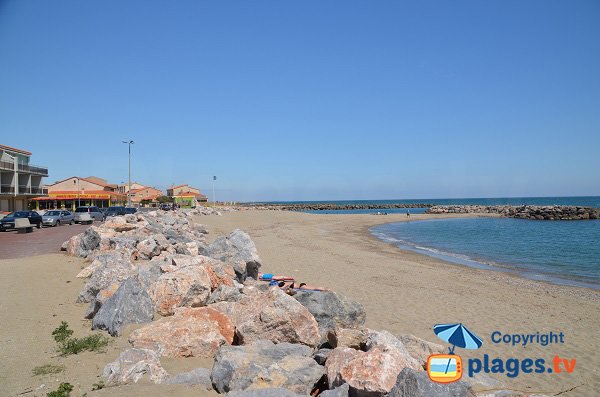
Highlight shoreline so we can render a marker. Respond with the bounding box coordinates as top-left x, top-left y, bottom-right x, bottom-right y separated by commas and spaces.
366, 217, 600, 292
